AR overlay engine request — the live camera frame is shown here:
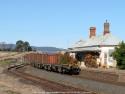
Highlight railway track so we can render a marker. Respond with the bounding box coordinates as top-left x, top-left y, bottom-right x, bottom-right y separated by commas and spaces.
7, 64, 96, 94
